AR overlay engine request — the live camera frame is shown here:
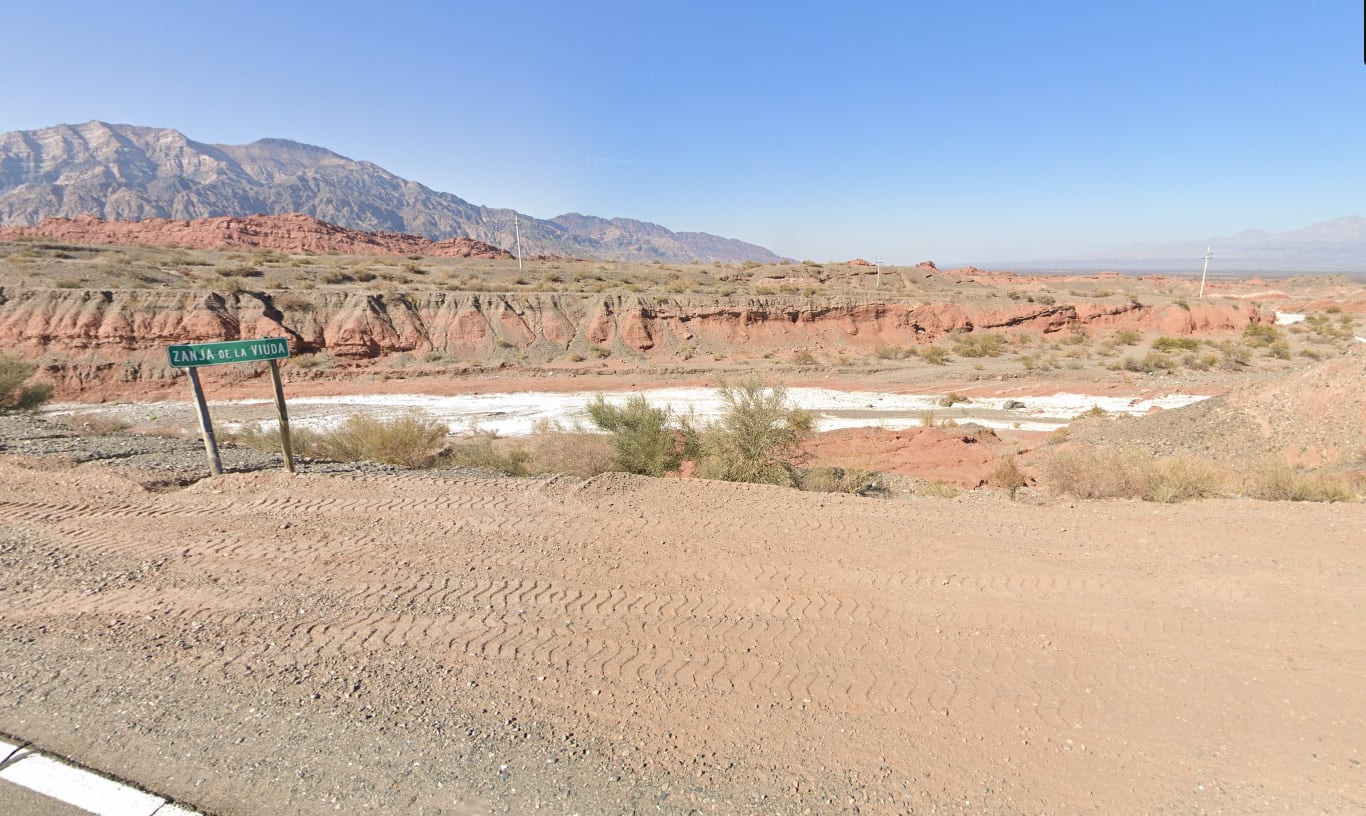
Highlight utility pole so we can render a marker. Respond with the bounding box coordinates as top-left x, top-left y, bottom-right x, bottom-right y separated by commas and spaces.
875, 255, 882, 290
514, 213, 524, 271
1198, 246, 1212, 298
